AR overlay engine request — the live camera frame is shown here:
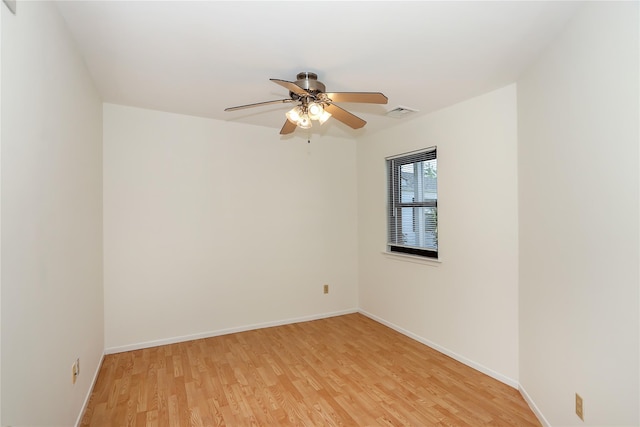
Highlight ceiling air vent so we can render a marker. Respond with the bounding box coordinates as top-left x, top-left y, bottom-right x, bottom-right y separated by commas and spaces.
386, 106, 418, 119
